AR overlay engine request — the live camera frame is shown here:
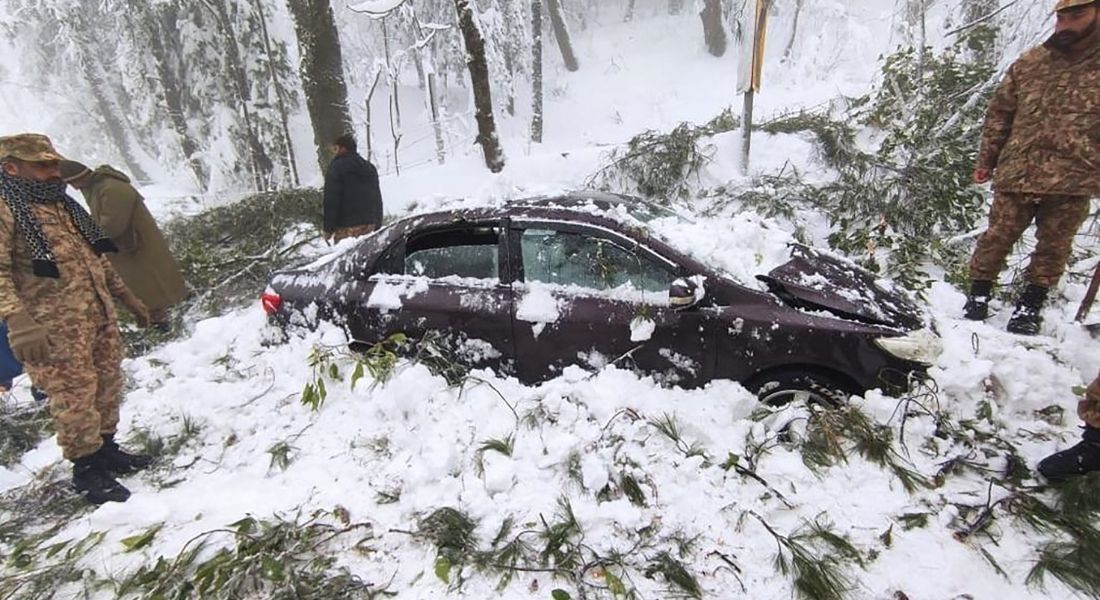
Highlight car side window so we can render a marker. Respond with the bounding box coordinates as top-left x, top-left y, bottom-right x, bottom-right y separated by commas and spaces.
520, 228, 673, 293
404, 226, 501, 281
